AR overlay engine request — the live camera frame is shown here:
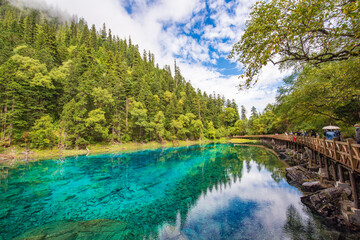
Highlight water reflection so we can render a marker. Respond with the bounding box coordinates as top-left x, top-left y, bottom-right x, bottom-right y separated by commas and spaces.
0, 144, 352, 239
158, 159, 299, 239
